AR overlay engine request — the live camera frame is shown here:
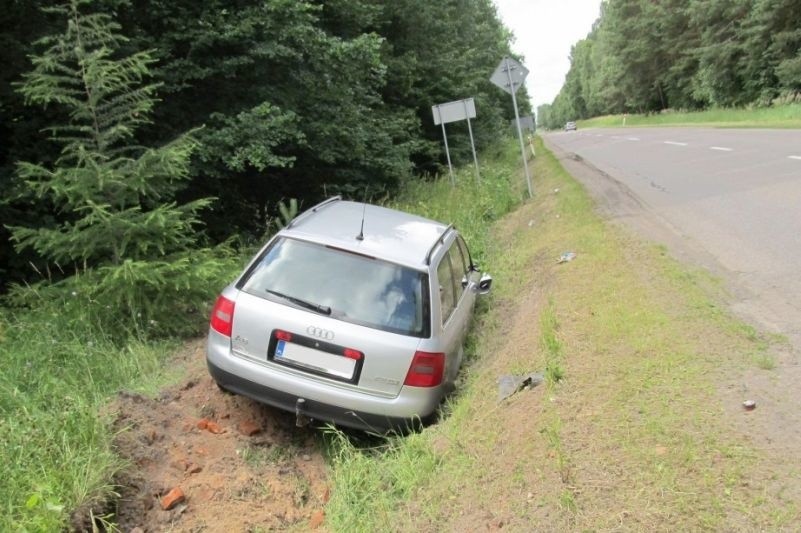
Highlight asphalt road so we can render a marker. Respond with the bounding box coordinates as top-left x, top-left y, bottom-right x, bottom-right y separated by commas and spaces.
544, 126, 801, 349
